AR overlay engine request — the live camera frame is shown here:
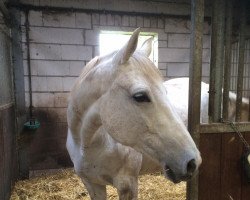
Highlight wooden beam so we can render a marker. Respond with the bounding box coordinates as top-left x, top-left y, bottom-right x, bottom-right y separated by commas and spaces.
186, 0, 204, 199
200, 123, 250, 134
